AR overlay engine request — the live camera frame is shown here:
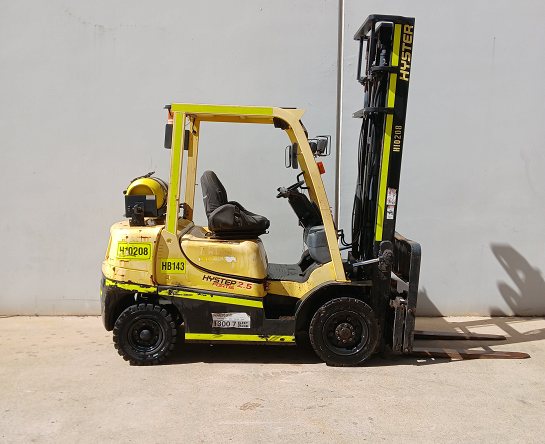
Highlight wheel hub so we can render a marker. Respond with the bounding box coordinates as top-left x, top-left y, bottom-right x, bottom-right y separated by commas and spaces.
335, 322, 356, 344
322, 309, 370, 355
128, 318, 163, 351
139, 329, 152, 341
